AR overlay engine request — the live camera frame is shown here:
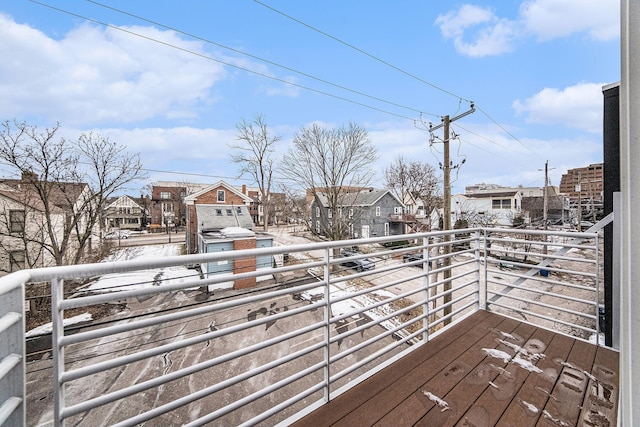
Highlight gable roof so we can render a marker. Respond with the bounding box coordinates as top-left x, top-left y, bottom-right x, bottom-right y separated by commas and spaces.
0, 179, 89, 213
314, 189, 404, 208
105, 195, 145, 209
196, 204, 254, 232
184, 180, 253, 204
